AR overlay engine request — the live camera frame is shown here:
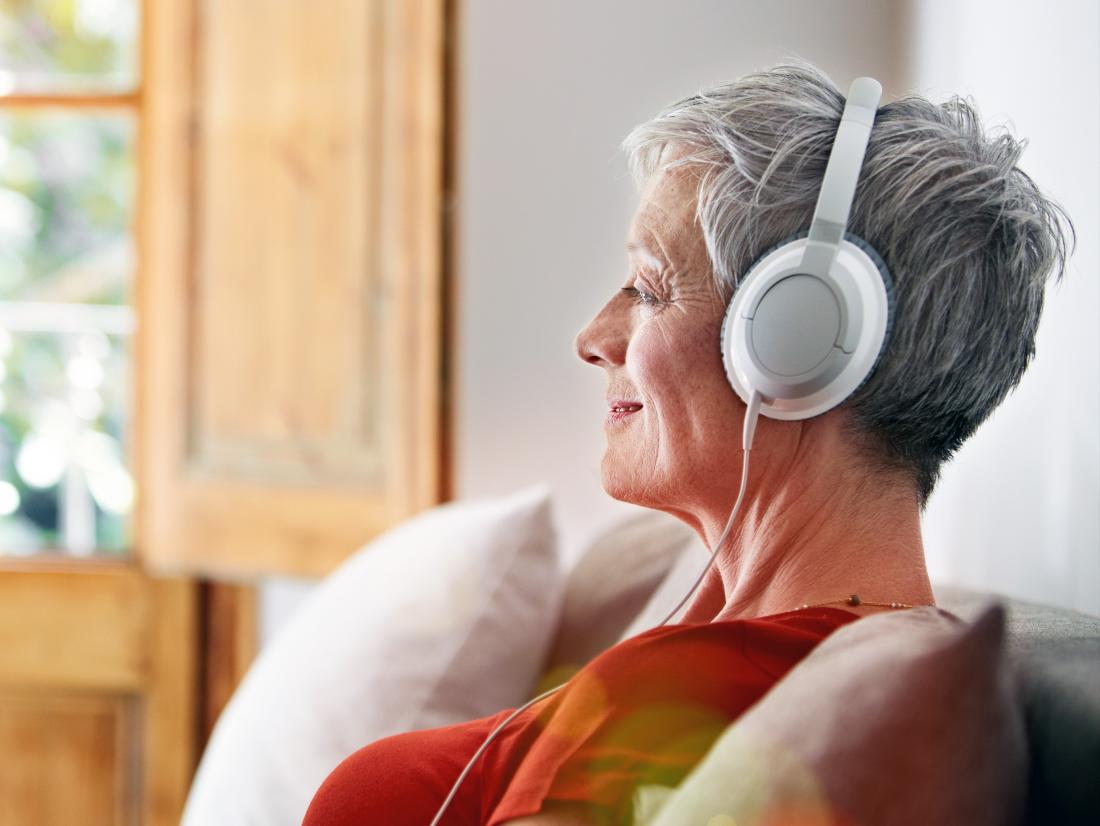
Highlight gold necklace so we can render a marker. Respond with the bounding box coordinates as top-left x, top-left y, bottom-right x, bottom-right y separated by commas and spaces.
795, 594, 928, 611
